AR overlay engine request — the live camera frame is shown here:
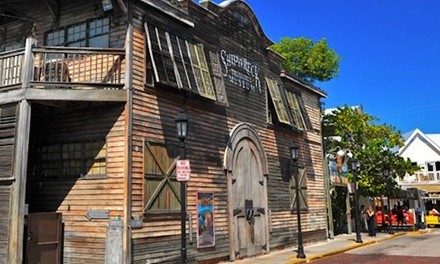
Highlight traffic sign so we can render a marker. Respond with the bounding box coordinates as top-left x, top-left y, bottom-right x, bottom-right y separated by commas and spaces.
176, 159, 191, 181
